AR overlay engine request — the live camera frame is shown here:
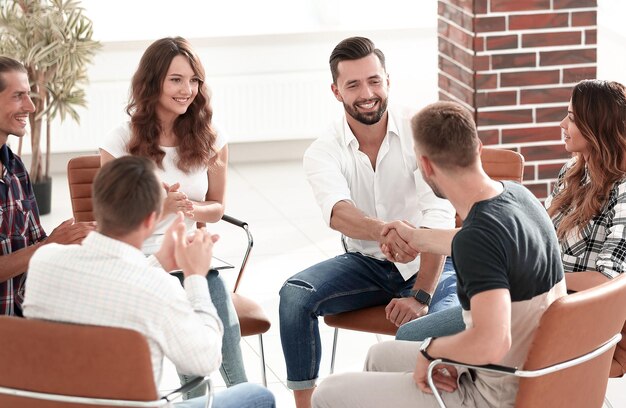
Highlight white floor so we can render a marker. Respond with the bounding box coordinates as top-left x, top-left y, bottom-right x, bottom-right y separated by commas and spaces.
40, 159, 626, 407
